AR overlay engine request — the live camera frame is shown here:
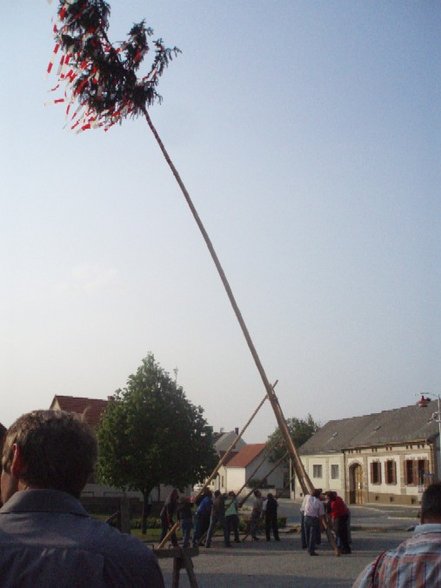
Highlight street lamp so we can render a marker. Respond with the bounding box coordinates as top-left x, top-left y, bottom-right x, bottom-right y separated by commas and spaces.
418, 393, 441, 481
